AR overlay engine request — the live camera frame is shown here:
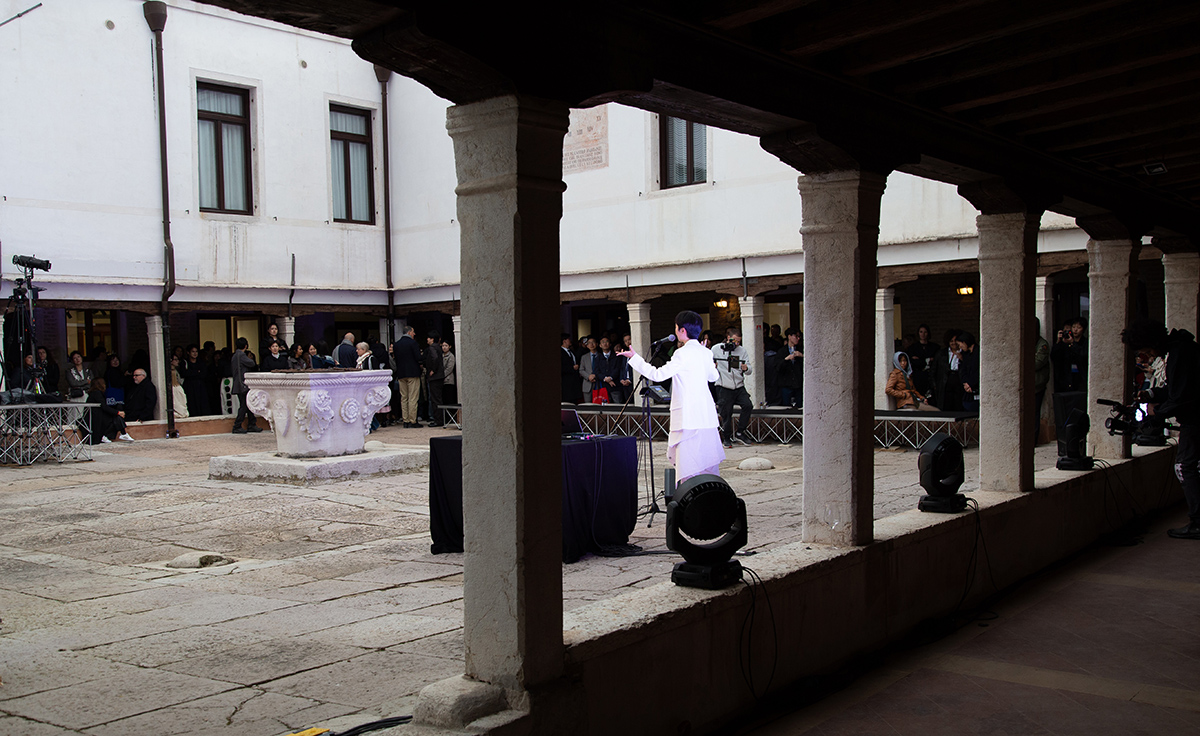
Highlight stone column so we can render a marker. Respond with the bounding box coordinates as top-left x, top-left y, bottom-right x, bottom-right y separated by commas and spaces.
279, 317, 296, 349
1081, 220, 1139, 460
974, 211, 1039, 492
146, 315, 167, 421
874, 287, 895, 410
797, 170, 886, 546
1035, 276, 1056, 437
627, 302, 652, 358
1161, 251, 1200, 334
451, 314, 462, 395
738, 296, 765, 407
420, 95, 569, 718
